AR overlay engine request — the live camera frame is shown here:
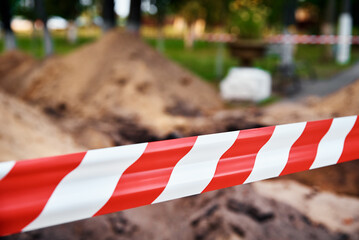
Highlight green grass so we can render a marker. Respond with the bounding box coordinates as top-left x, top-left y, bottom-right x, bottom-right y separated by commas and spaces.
0, 32, 97, 58
294, 45, 359, 79
144, 38, 359, 82
1, 33, 358, 82
144, 38, 238, 82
